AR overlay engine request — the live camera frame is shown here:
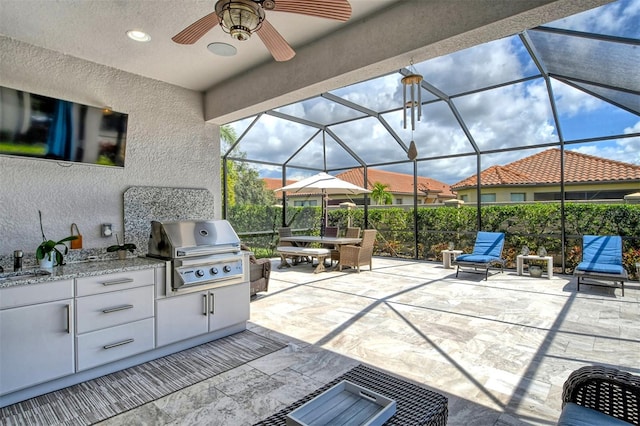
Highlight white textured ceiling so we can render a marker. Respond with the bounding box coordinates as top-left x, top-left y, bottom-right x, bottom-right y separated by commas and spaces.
0, 0, 398, 92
